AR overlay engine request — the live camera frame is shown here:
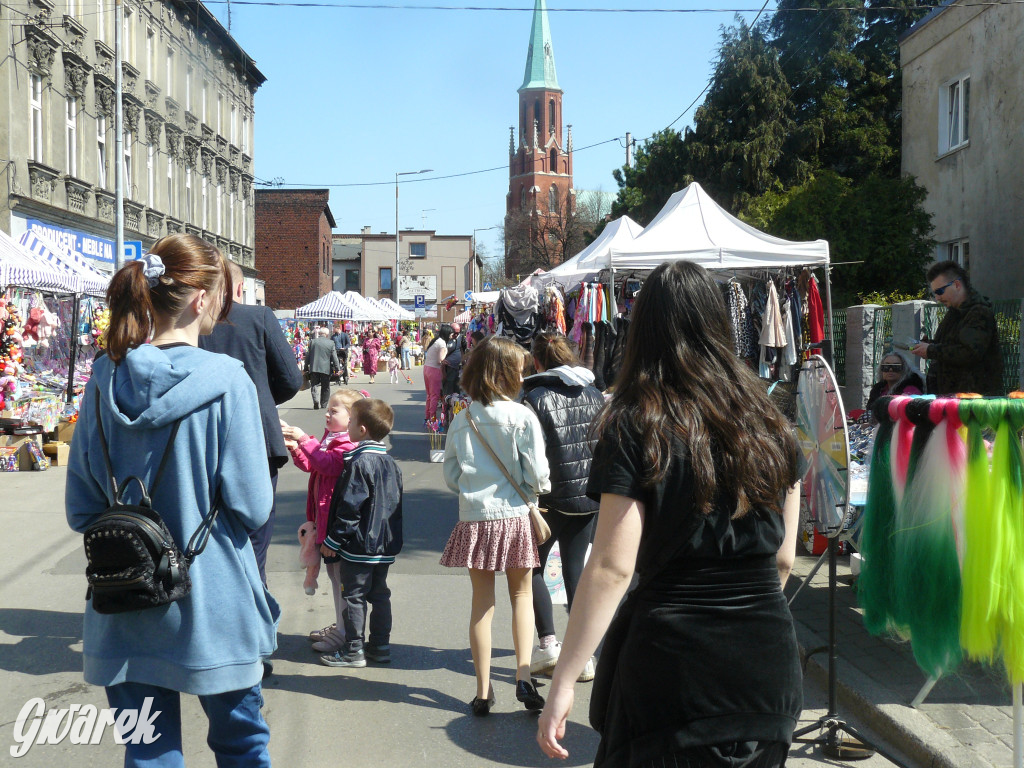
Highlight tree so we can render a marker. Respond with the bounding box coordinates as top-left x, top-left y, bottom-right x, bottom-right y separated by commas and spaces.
610, 128, 689, 225
741, 171, 935, 305
503, 187, 602, 279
